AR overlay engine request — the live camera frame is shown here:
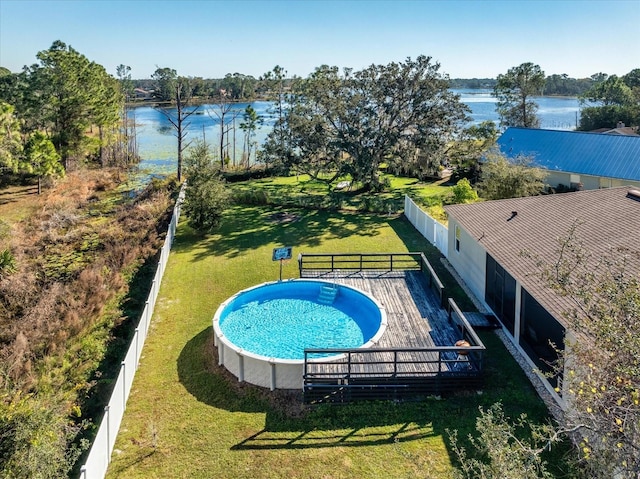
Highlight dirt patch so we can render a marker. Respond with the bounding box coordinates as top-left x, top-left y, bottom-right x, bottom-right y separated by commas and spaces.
267, 211, 300, 224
